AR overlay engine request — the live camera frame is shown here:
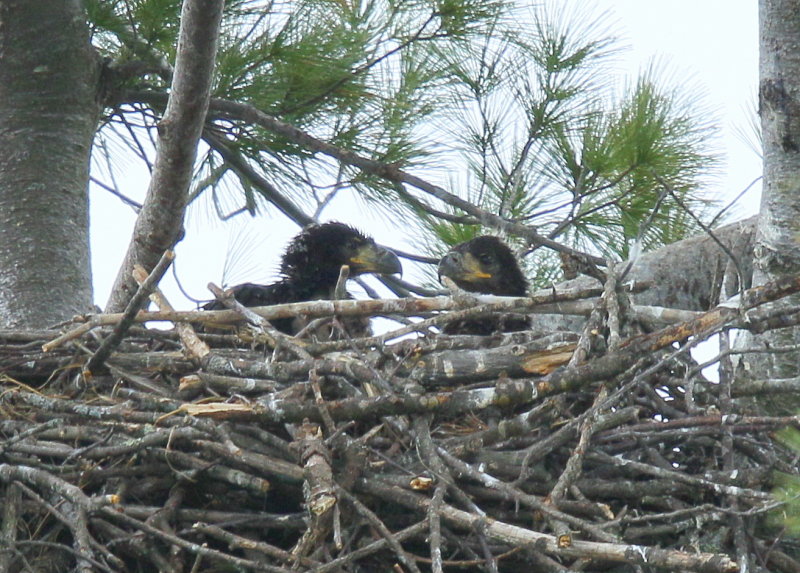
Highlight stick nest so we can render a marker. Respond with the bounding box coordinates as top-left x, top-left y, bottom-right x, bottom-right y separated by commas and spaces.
1, 281, 799, 572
